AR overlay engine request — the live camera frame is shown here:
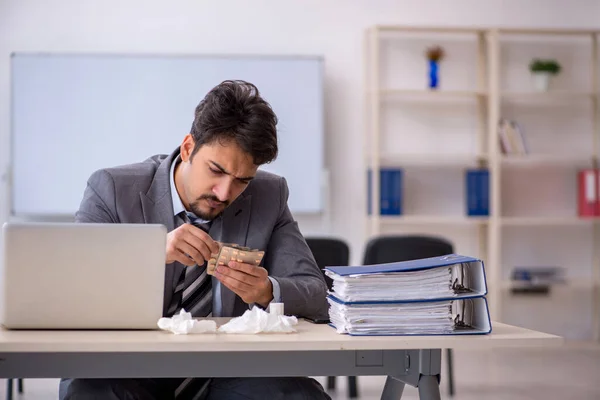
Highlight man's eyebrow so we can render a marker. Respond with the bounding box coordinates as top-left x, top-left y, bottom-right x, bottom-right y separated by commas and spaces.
209, 161, 254, 181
